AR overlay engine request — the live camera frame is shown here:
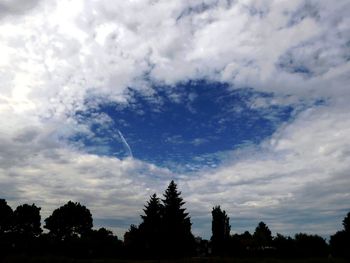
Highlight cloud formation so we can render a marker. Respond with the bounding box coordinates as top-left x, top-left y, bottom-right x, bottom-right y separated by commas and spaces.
0, 0, 349, 238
